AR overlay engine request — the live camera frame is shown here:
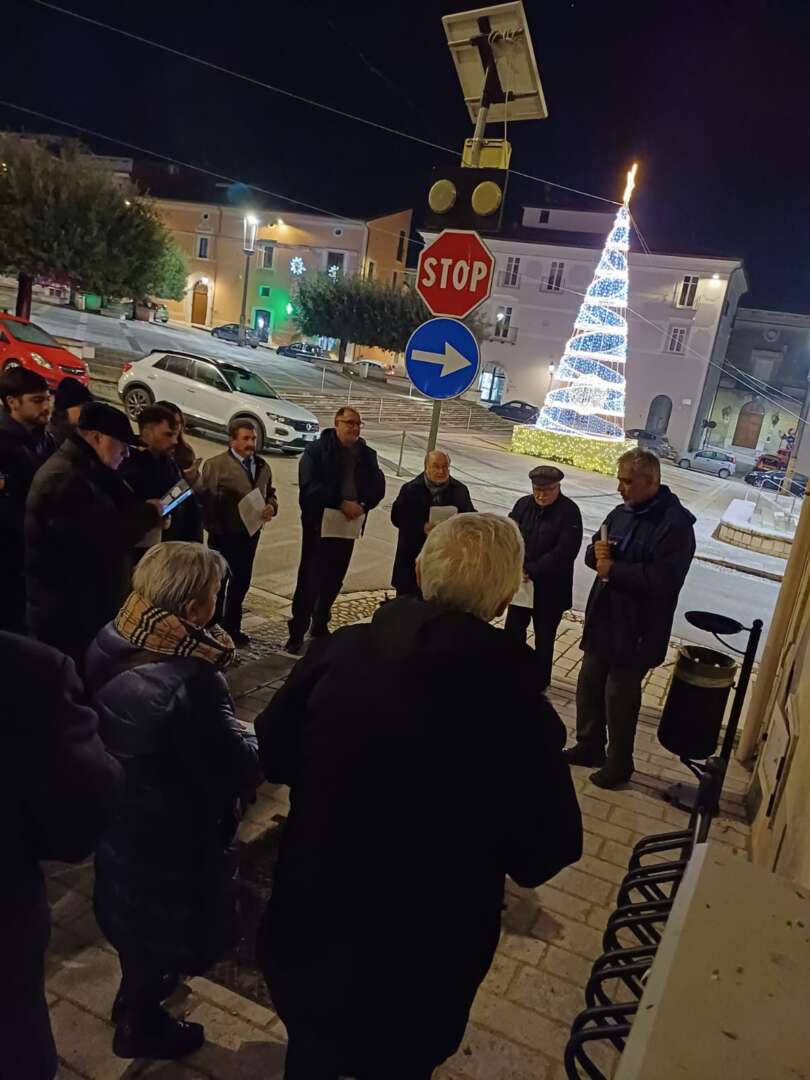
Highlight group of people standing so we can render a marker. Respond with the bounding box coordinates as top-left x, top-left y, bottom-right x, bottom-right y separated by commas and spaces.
3, 370, 697, 1078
